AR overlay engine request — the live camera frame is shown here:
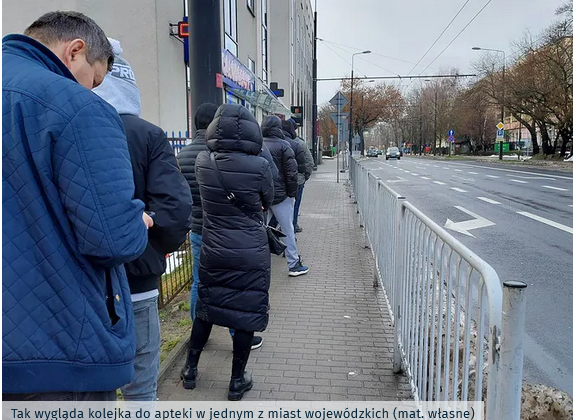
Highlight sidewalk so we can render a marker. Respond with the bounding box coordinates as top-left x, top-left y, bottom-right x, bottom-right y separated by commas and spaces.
157, 159, 411, 401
